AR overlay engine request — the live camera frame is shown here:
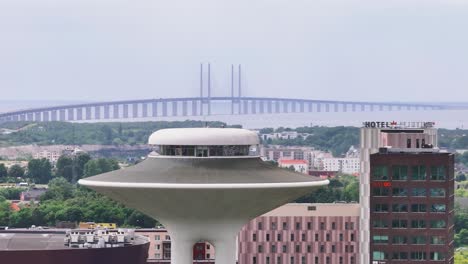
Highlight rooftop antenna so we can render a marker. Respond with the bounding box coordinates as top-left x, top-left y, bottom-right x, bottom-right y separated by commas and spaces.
238, 64, 242, 98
